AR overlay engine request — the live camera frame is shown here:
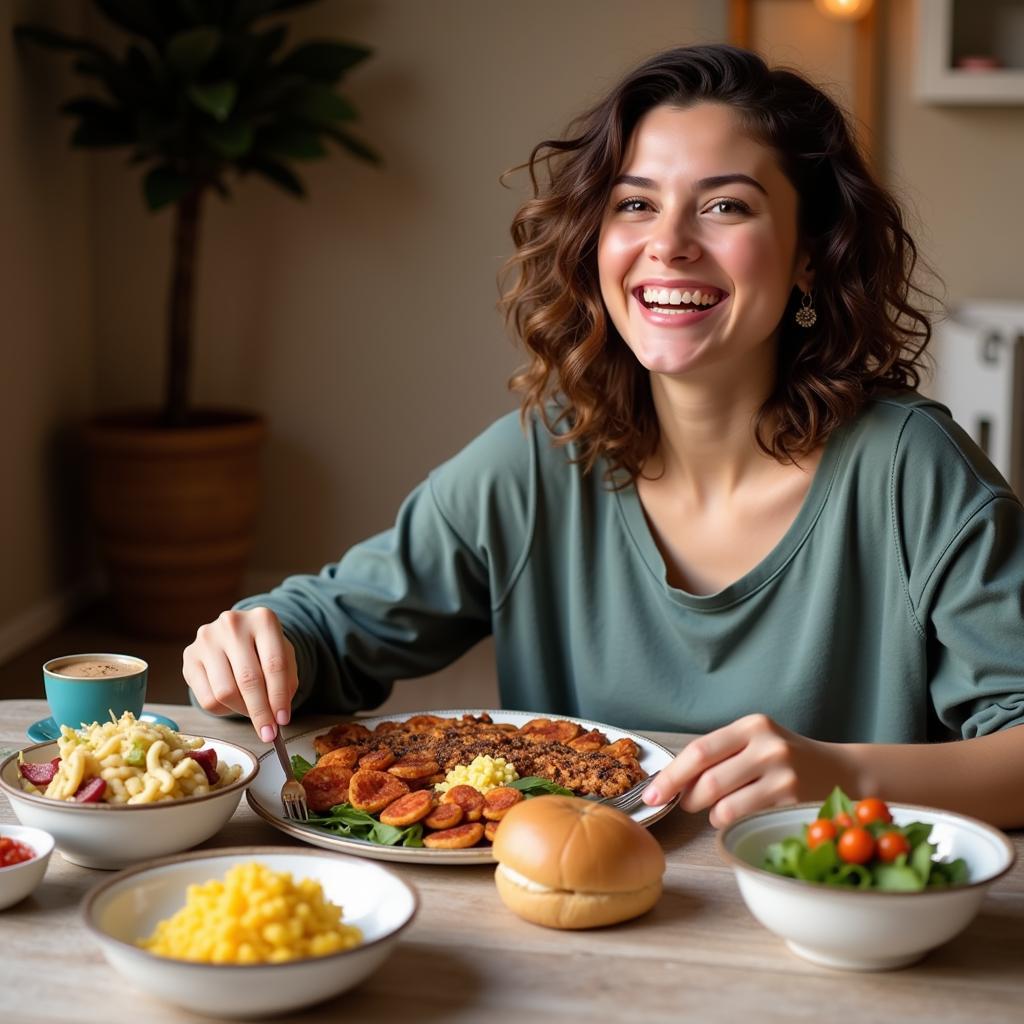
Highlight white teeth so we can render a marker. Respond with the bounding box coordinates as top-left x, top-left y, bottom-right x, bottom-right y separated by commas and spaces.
641, 287, 721, 309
